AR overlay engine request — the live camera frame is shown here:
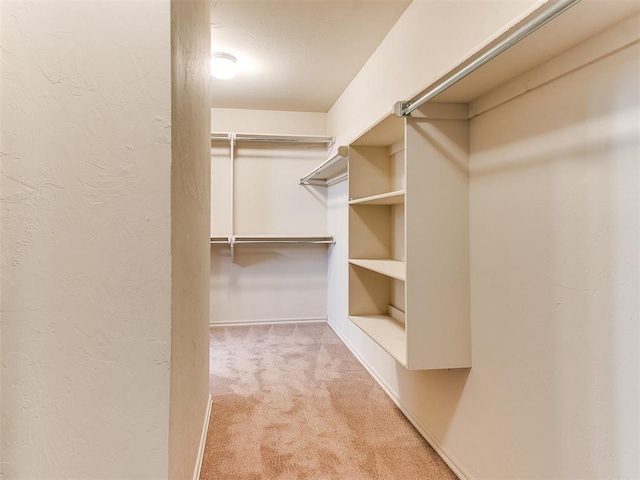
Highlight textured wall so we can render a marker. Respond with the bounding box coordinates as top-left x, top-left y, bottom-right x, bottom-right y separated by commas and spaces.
169, 0, 212, 478
0, 1, 172, 478
464, 40, 639, 479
